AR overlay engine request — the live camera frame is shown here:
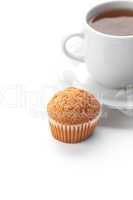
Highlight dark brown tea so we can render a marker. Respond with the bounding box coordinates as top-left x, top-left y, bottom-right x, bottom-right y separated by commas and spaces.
89, 9, 133, 36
